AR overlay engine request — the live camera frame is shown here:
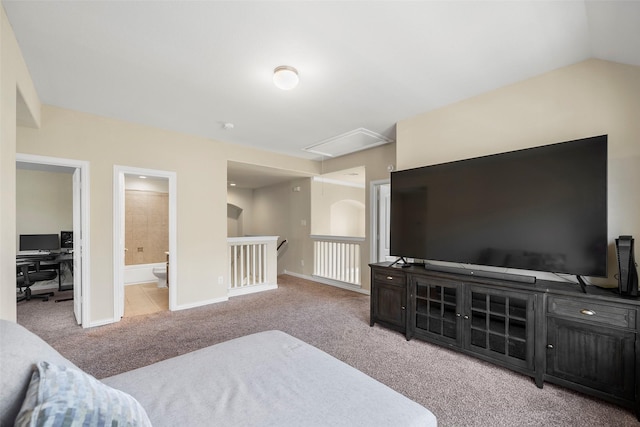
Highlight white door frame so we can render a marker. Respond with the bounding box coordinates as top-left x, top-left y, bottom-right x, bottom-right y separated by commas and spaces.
370, 179, 391, 264
113, 165, 177, 319
16, 153, 90, 327
71, 169, 83, 324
